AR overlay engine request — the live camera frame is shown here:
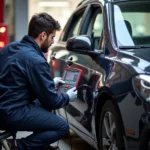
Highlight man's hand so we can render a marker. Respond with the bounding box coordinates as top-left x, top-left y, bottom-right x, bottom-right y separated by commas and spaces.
66, 87, 77, 102
53, 77, 65, 88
